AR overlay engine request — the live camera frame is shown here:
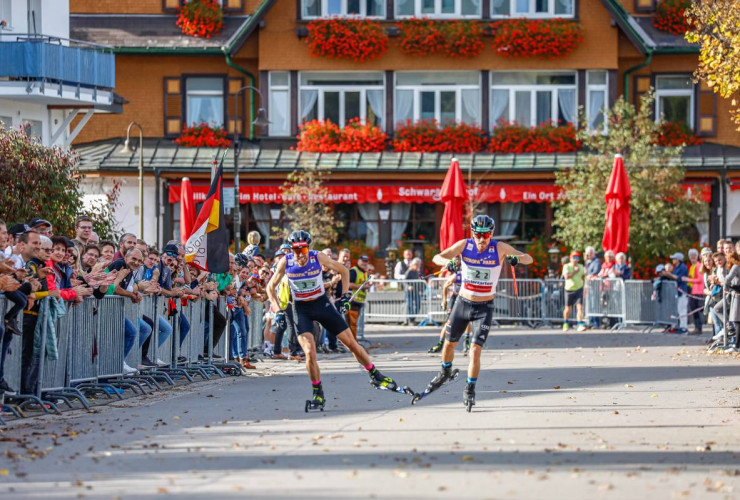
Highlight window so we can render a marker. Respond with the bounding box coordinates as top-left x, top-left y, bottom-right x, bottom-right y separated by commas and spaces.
0, 116, 11, 129
269, 72, 290, 136
0, 0, 12, 30
396, 0, 480, 17
396, 72, 480, 126
655, 75, 694, 128
490, 71, 576, 128
185, 77, 224, 127
335, 203, 438, 250
489, 202, 547, 240
302, 0, 385, 18
586, 70, 608, 131
20, 119, 42, 141
299, 72, 385, 128
492, 0, 574, 17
